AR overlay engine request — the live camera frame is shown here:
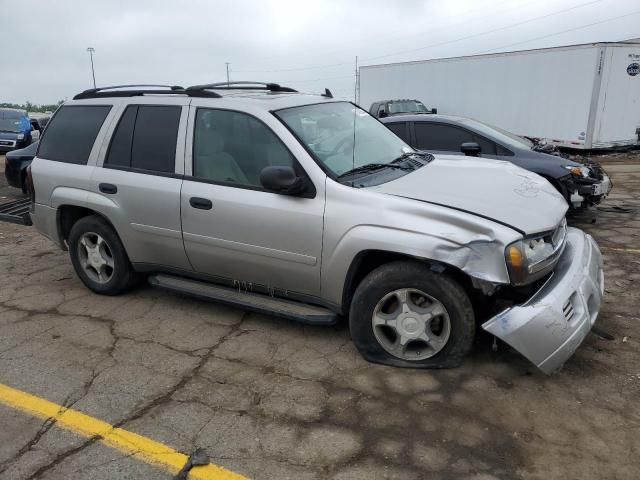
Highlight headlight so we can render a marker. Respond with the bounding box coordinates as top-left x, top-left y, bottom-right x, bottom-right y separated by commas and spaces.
564, 165, 589, 178
16, 133, 25, 140
505, 219, 567, 285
